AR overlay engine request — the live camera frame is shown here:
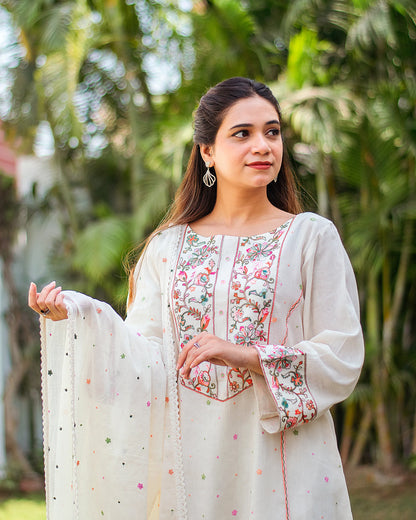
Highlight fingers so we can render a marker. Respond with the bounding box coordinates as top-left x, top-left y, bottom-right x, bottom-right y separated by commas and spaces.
55, 291, 66, 310
37, 281, 57, 308
45, 285, 63, 313
176, 333, 206, 370
177, 333, 228, 379
28, 282, 39, 311
48, 290, 68, 321
178, 334, 252, 379
28, 281, 68, 321
28, 281, 55, 313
